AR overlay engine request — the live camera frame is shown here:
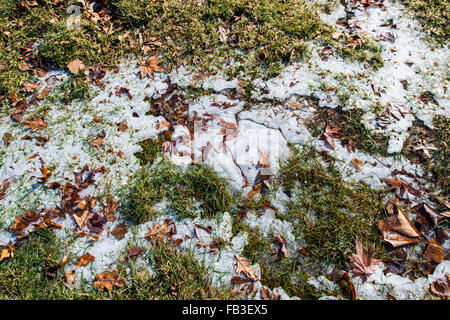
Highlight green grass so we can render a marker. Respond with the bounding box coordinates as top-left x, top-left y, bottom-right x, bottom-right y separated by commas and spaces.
122, 158, 236, 223
135, 137, 165, 166
0, 228, 236, 299
402, 116, 450, 199
306, 107, 389, 156
277, 146, 386, 269
128, 242, 238, 300
111, 0, 326, 77
397, 0, 449, 45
